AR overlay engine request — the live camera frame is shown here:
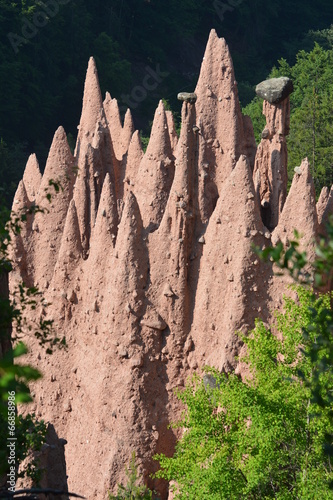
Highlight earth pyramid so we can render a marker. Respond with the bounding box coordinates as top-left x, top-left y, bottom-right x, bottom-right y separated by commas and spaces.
10, 29, 332, 499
